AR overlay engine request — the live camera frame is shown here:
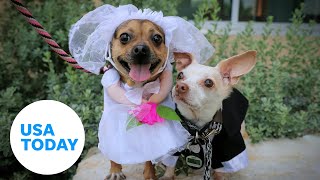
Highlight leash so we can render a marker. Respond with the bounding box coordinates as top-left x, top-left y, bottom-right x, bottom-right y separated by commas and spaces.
176, 108, 223, 180
10, 0, 108, 74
